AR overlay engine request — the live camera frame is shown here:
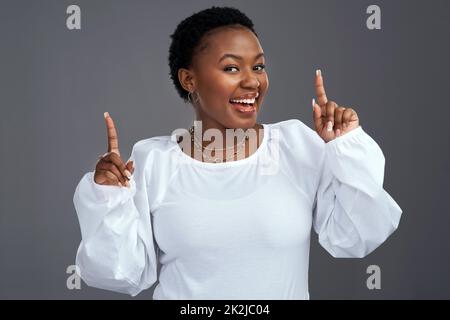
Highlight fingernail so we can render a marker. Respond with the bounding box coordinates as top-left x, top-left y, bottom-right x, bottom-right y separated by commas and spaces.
125, 180, 130, 188
316, 69, 321, 77
118, 182, 123, 187
104, 112, 109, 119
312, 98, 315, 110
124, 169, 132, 178
327, 121, 333, 132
